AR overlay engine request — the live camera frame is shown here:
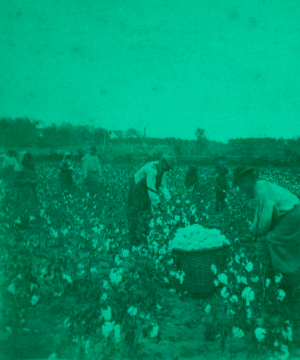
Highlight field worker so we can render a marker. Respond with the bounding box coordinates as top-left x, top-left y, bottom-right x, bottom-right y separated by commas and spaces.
127, 155, 176, 246
233, 167, 300, 319
14, 152, 39, 224
2, 149, 18, 181
215, 166, 229, 212
82, 145, 102, 196
184, 165, 199, 191
60, 152, 74, 193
